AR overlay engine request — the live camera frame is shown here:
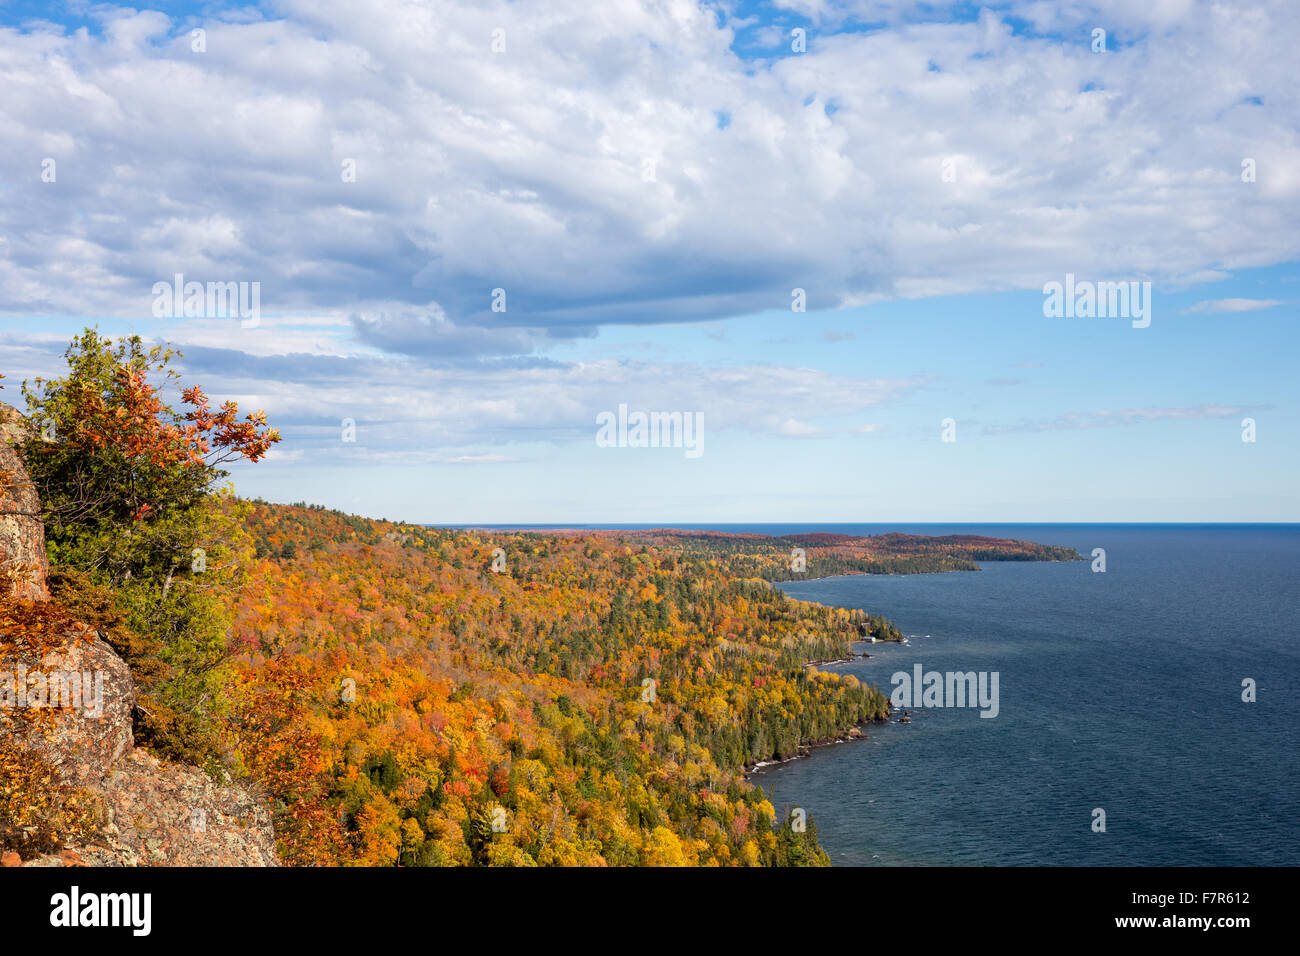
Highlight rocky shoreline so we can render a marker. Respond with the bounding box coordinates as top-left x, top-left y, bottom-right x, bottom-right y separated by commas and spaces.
743, 716, 886, 777
802, 634, 903, 669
